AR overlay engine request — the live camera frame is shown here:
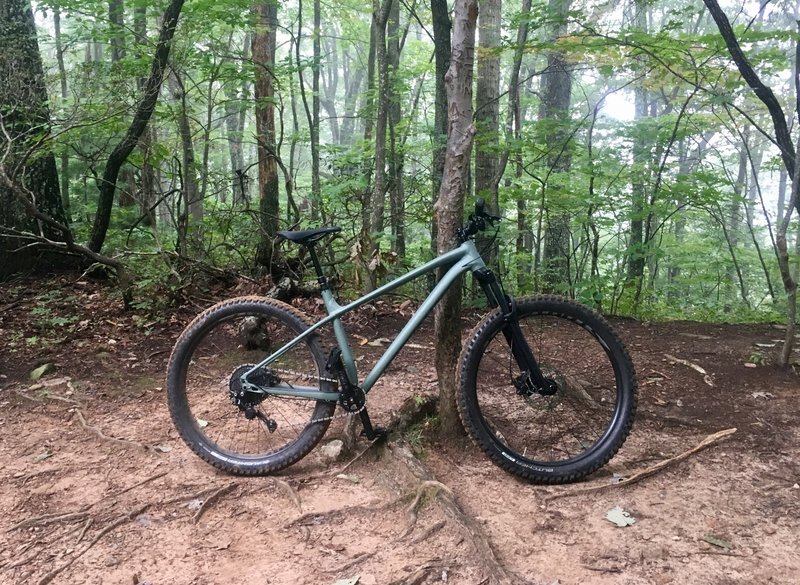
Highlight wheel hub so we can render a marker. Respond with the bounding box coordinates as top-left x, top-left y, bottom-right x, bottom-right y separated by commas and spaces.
228, 364, 277, 409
